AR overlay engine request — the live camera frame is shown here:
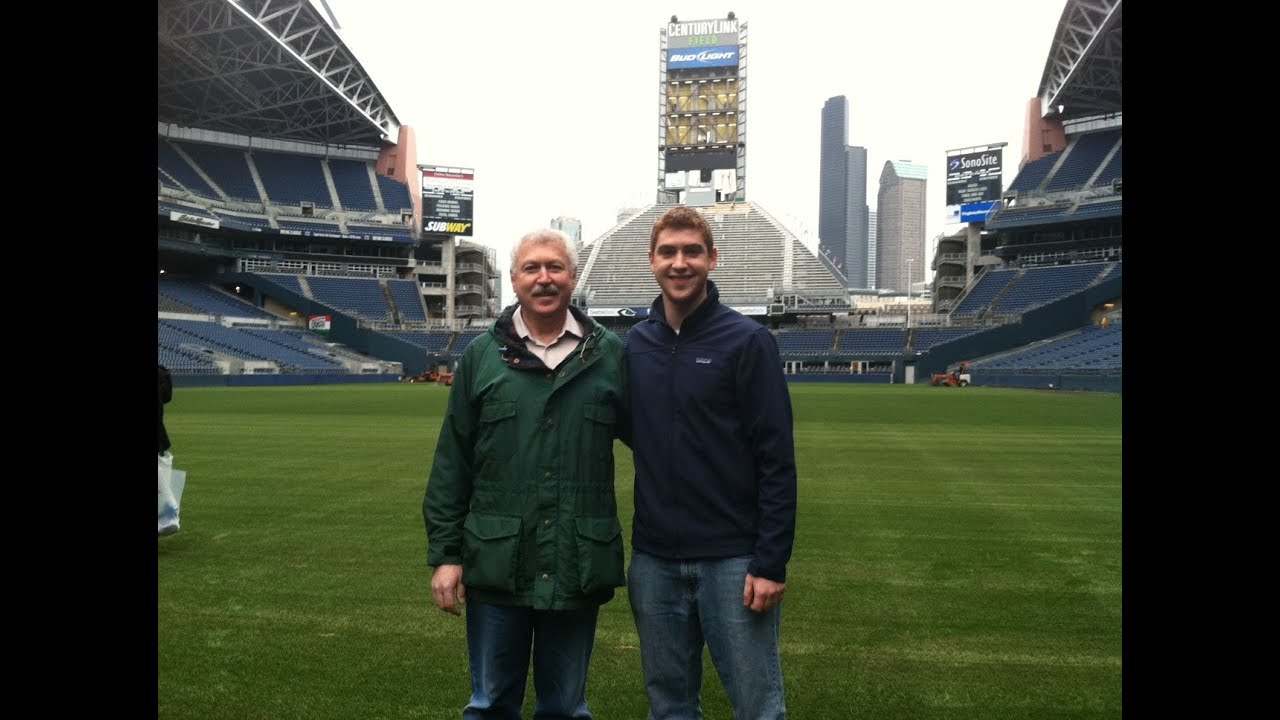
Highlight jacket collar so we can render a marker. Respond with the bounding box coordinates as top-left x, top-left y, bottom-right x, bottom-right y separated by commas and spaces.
648, 280, 721, 334
493, 303, 600, 370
